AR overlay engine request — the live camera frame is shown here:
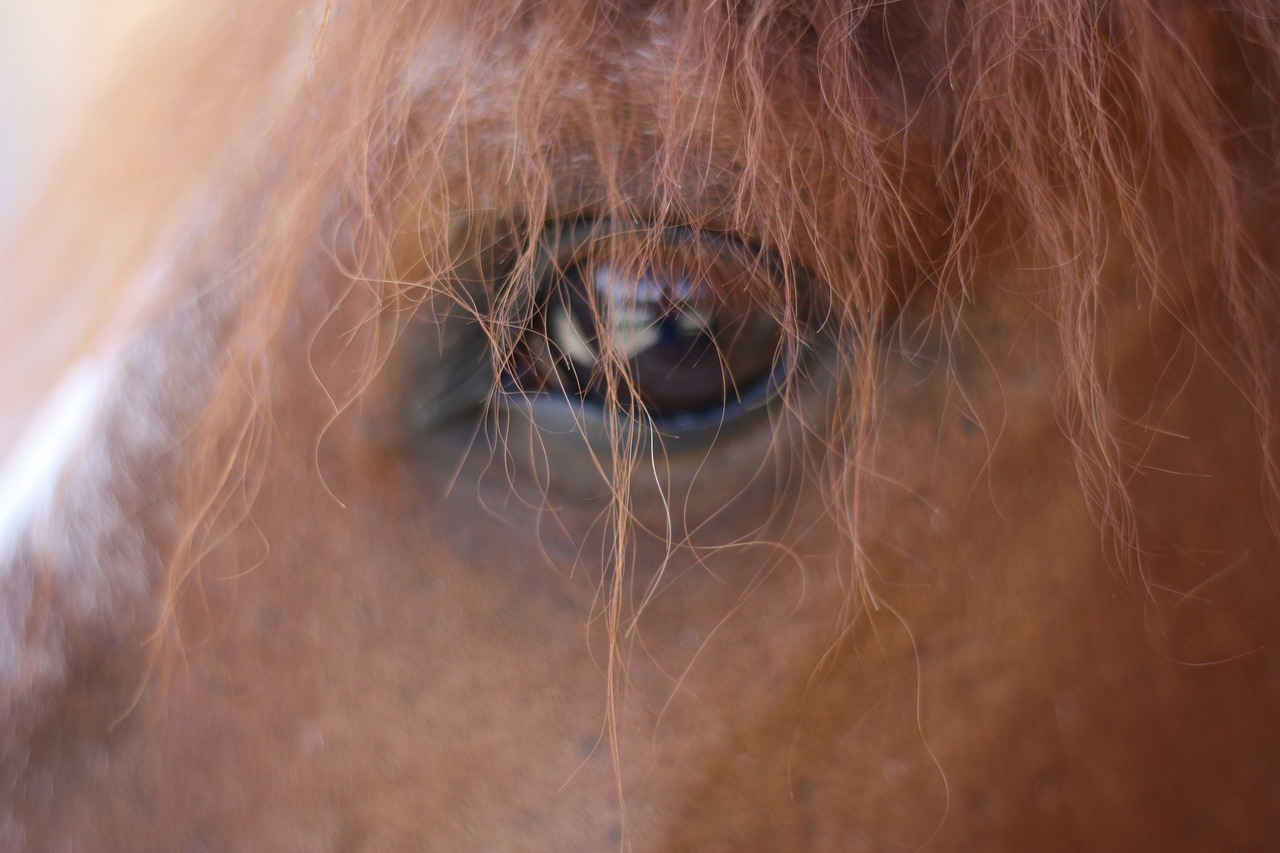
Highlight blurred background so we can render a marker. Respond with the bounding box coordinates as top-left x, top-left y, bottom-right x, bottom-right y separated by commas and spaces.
0, 0, 170, 472
0, 0, 163, 240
